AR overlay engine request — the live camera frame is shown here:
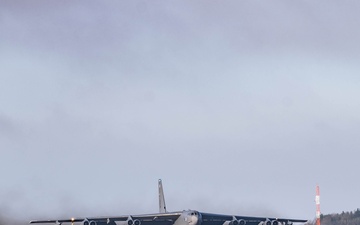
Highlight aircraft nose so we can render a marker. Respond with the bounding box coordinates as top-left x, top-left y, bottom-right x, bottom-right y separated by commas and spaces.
191, 216, 198, 225
188, 212, 199, 225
